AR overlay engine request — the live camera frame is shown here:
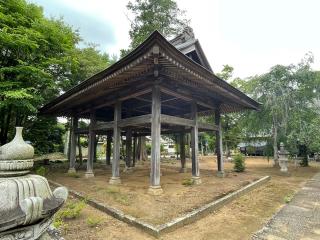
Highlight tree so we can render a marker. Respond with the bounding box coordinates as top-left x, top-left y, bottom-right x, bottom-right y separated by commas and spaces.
0, 0, 79, 144
0, 0, 113, 156
235, 53, 319, 166
123, 0, 189, 55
